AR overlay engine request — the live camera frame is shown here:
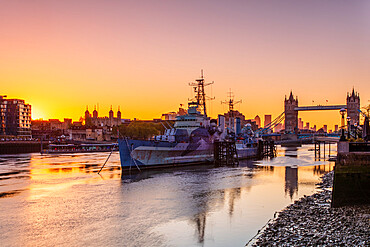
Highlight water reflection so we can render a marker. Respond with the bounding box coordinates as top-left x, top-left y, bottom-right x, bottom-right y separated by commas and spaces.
283, 147, 298, 158
313, 164, 333, 176
285, 167, 298, 199
0, 145, 335, 247
228, 187, 241, 216
0, 152, 121, 199
193, 212, 206, 243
